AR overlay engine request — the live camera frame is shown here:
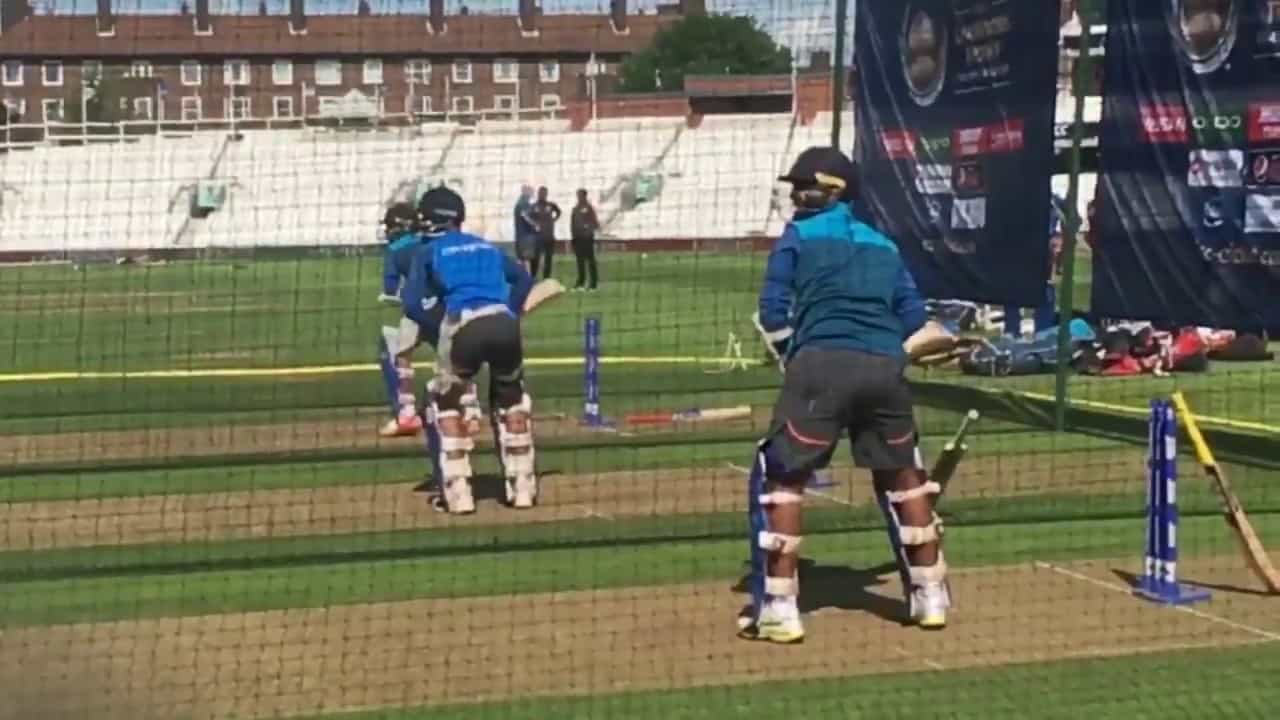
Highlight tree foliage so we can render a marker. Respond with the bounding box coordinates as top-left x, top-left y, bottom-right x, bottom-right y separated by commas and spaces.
618, 14, 792, 93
